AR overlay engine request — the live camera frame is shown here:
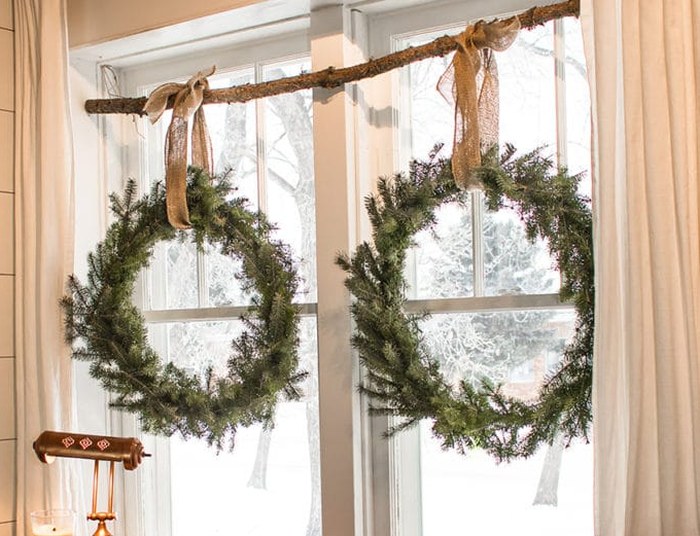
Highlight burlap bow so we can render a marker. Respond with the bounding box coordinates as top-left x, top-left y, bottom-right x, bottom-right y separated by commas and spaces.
144, 66, 216, 229
438, 18, 520, 190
